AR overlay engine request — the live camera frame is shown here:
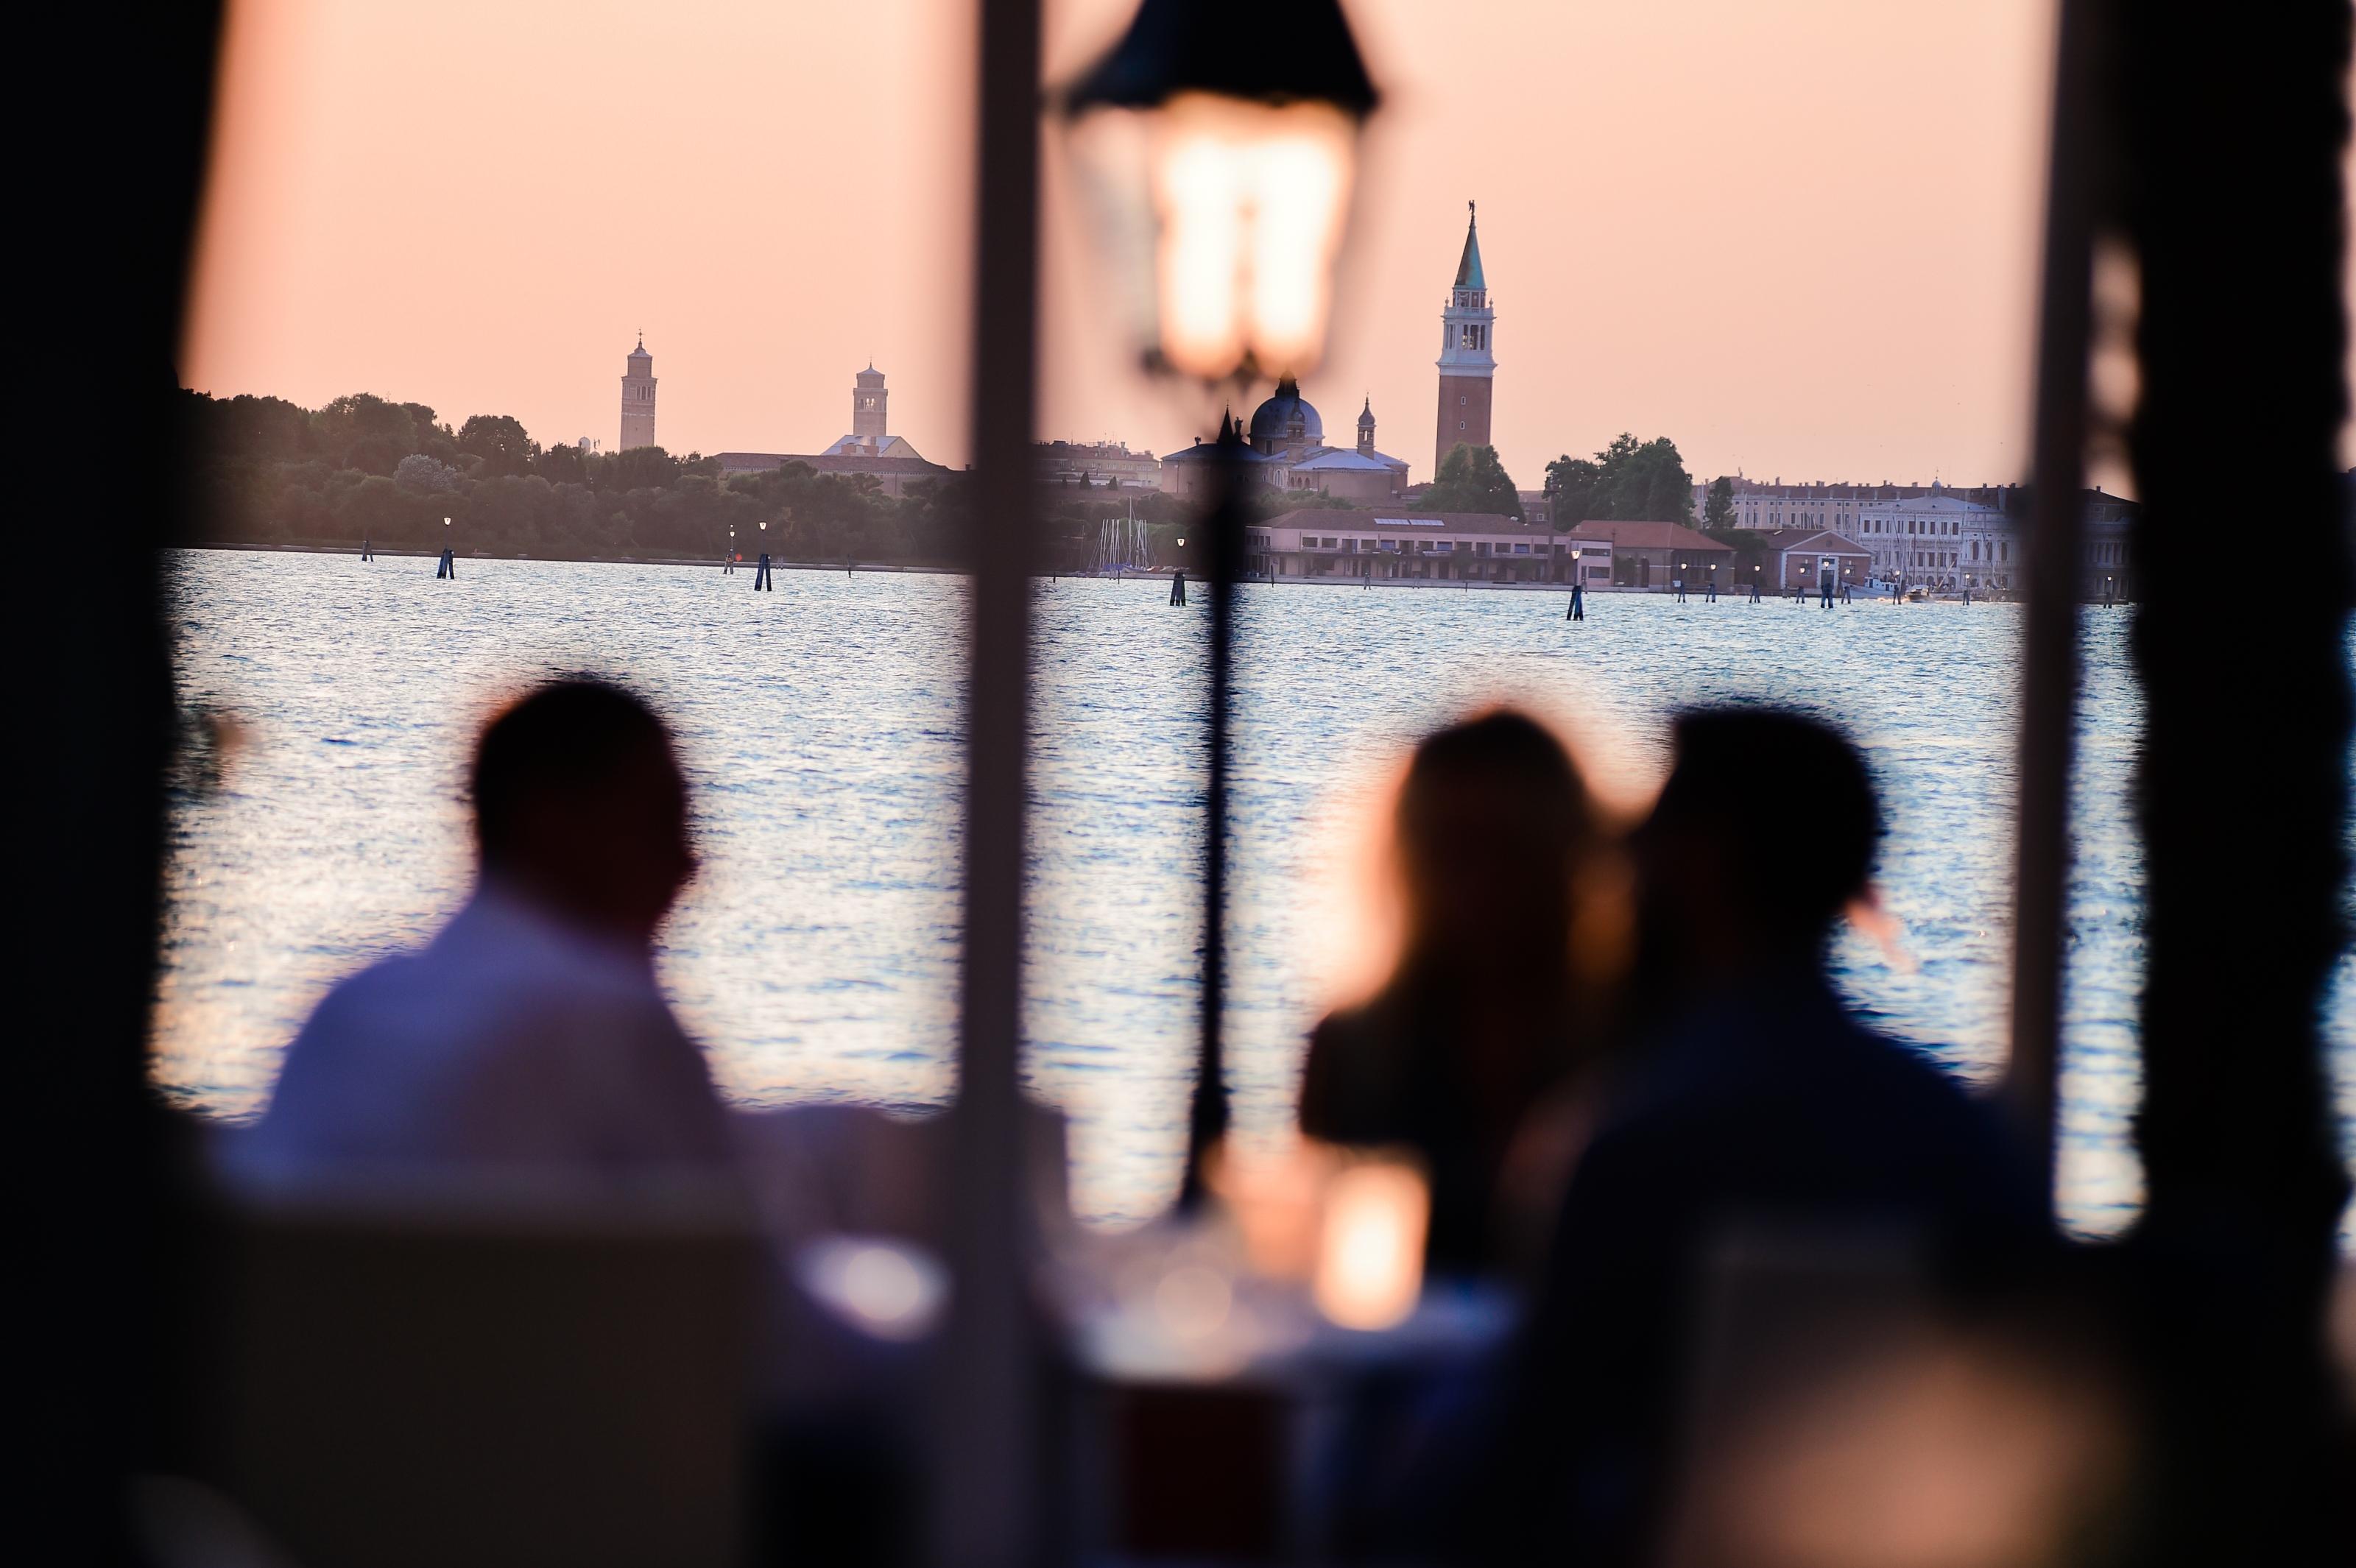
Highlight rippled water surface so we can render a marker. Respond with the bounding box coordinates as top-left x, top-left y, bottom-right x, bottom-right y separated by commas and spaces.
159, 551, 2352, 1235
